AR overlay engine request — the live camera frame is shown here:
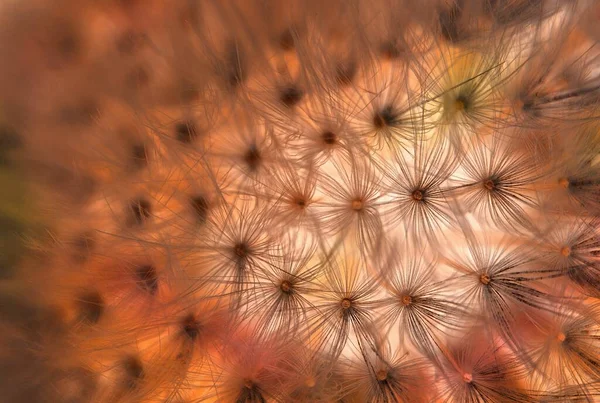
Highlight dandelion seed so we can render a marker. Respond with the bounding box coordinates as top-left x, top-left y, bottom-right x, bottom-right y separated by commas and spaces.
449, 136, 543, 232
445, 226, 554, 364
380, 131, 458, 245
342, 337, 433, 402
316, 155, 384, 257
309, 243, 380, 358
377, 240, 465, 361
524, 304, 600, 398
436, 332, 532, 402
